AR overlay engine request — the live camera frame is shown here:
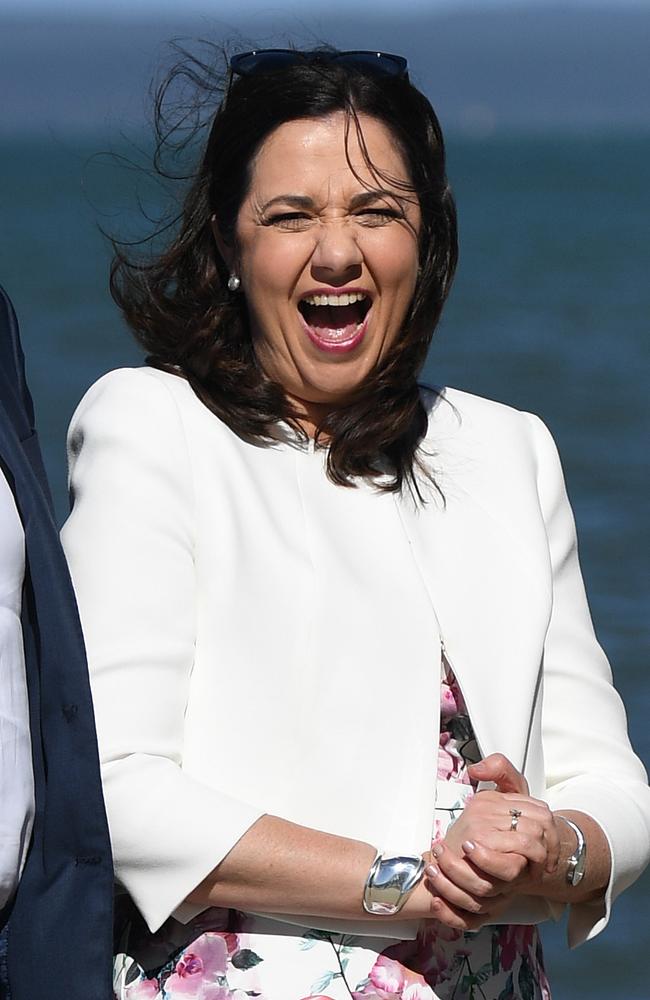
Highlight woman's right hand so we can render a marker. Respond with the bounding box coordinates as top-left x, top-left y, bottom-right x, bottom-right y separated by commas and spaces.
418, 754, 560, 929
